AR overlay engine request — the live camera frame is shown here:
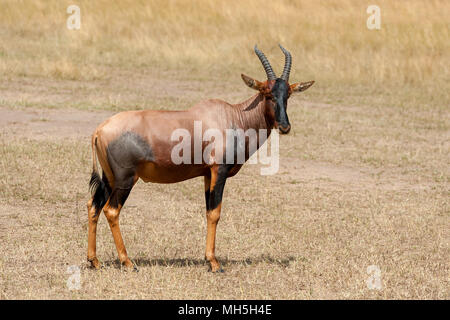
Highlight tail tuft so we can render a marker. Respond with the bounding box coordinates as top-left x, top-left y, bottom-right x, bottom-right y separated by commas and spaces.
89, 170, 110, 216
